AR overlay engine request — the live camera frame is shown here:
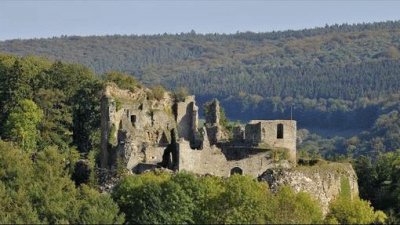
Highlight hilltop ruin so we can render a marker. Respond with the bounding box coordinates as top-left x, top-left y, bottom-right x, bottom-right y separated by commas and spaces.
99, 83, 359, 214
100, 84, 296, 177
